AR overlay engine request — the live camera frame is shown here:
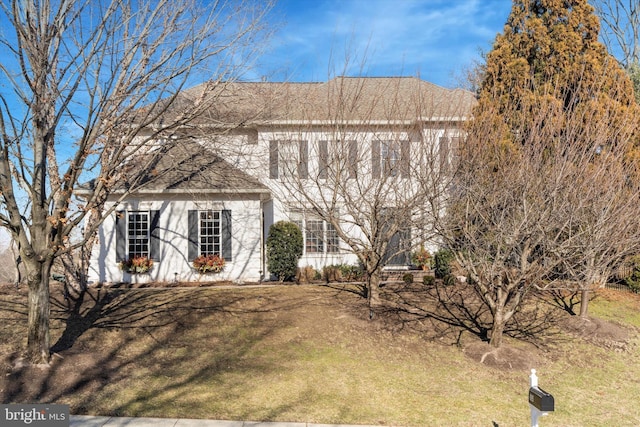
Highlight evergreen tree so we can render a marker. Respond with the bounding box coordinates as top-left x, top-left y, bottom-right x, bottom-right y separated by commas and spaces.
477, 0, 635, 138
